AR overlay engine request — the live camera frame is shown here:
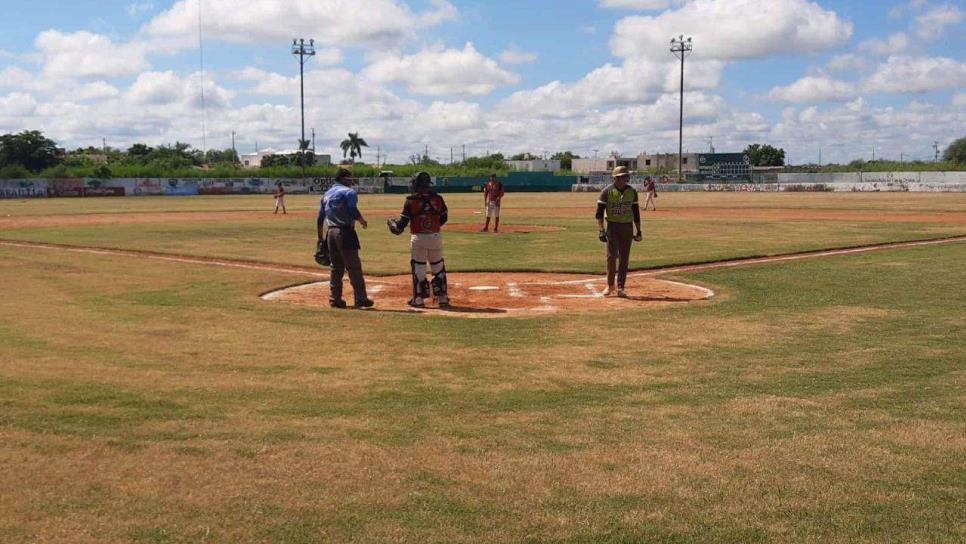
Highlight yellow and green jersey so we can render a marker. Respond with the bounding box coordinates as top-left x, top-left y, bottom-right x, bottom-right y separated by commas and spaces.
597, 184, 639, 223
